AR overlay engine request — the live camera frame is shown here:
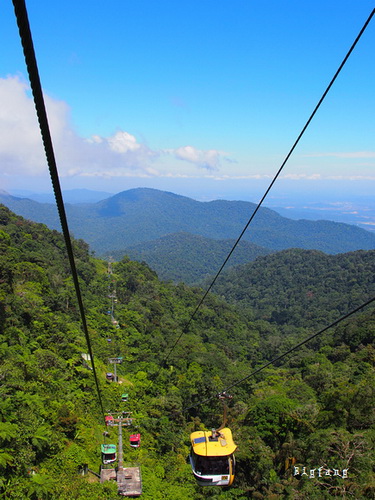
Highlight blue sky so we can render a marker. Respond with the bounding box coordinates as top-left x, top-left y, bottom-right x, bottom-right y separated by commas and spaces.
0, 0, 374, 203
